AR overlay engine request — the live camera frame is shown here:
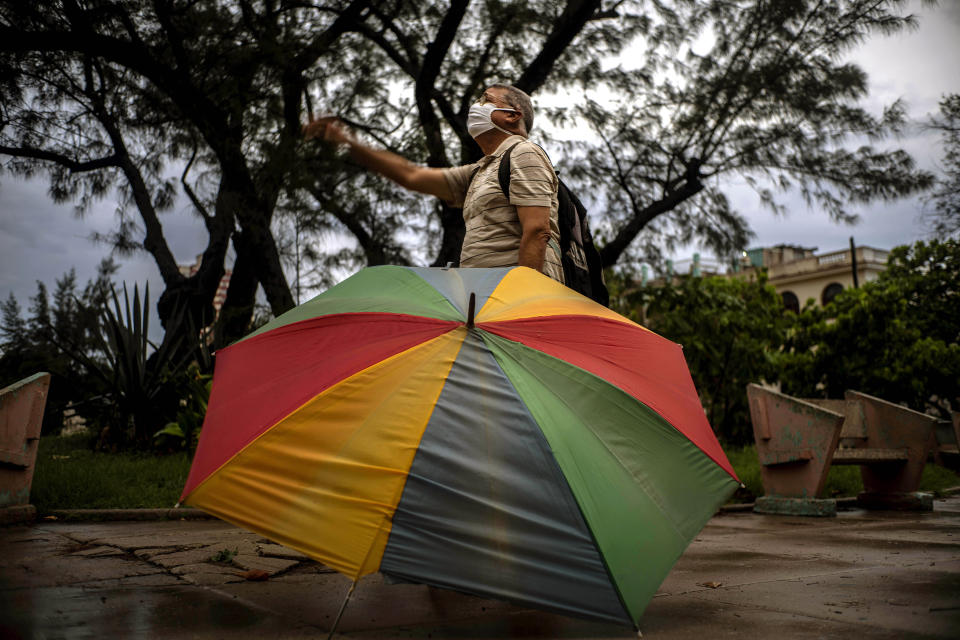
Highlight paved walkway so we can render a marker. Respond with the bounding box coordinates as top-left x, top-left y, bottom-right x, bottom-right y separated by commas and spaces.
2, 497, 959, 639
